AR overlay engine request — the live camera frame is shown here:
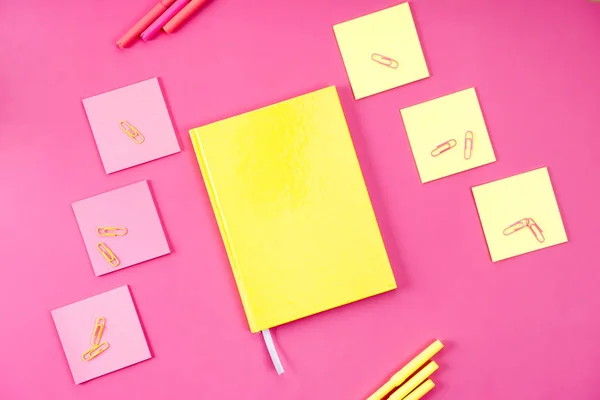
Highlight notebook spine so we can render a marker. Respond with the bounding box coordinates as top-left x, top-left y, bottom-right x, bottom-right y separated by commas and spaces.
190, 130, 256, 331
